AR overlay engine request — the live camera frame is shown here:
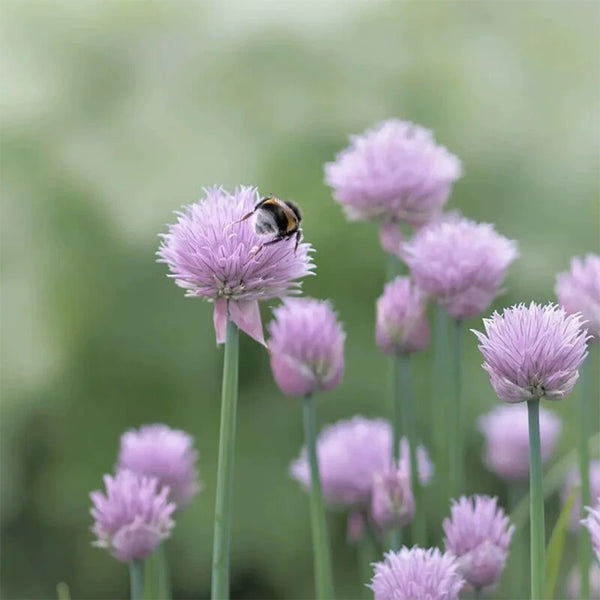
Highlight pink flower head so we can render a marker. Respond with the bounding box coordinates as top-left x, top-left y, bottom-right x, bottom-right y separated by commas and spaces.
290, 416, 434, 507
562, 461, 600, 531
347, 510, 366, 544
158, 187, 314, 345
473, 303, 589, 403
90, 470, 175, 563
370, 547, 465, 600
371, 465, 415, 531
478, 404, 562, 482
582, 498, 600, 562
404, 217, 518, 320
325, 119, 461, 228
443, 495, 514, 590
117, 424, 201, 509
376, 277, 430, 355
267, 298, 345, 396
556, 254, 600, 341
